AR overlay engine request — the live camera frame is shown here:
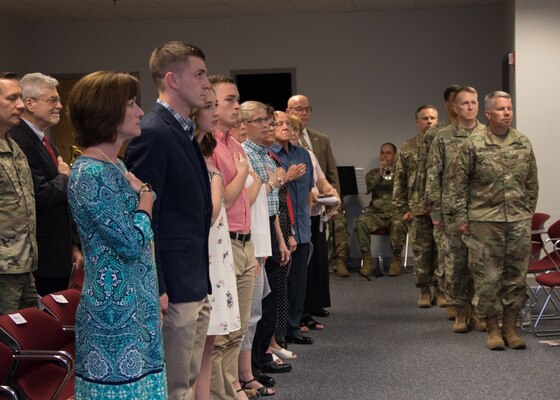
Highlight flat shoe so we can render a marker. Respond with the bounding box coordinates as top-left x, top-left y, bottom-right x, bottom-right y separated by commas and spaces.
301, 316, 325, 330
311, 308, 330, 317
269, 346, 297, 360
241, 378, 276, 397
285, 335, 314, 345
